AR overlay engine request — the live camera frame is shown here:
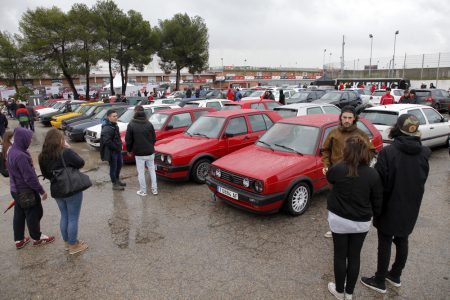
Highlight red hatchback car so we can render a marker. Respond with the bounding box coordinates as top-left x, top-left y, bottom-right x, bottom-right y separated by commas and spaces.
154, 109, 282, 183
206, 114, 383, 215
121, 107, 216, 162
222, 99, 281, 111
